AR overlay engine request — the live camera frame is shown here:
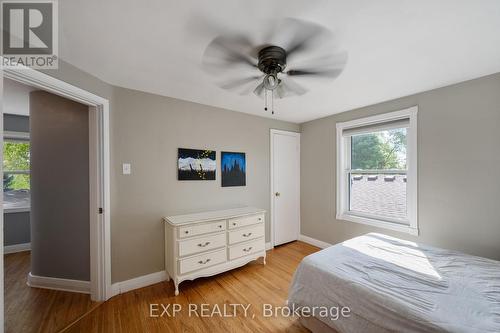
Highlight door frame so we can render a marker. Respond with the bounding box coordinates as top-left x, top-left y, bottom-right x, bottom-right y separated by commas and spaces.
1, 65, 112, 302
270, 129, 301, 247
